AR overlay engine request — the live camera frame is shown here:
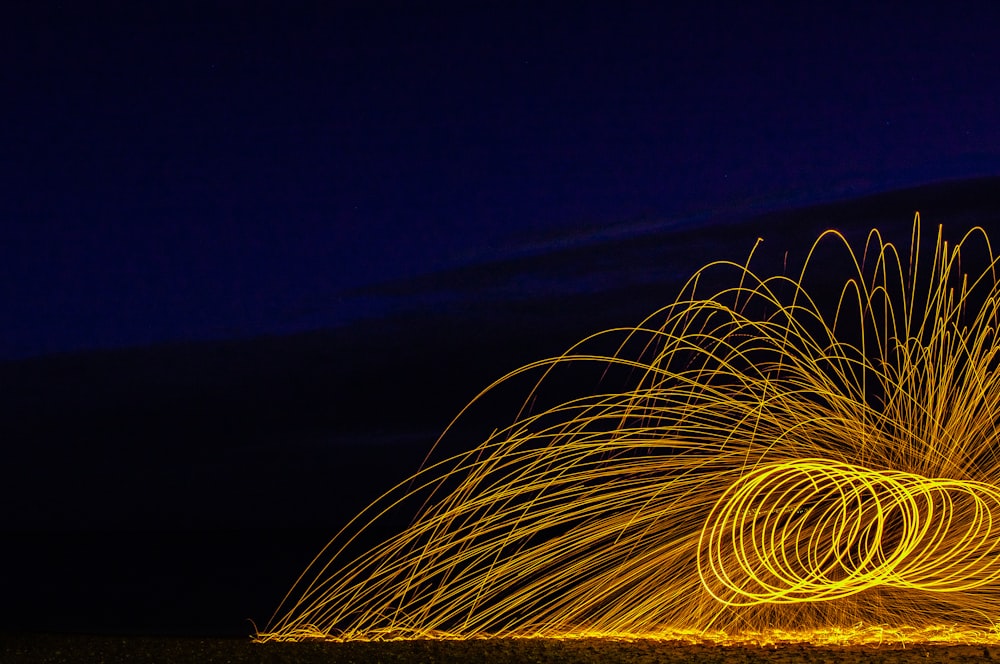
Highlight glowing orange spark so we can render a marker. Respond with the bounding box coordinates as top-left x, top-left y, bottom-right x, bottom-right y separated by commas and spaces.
259, 215, 1000, 645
